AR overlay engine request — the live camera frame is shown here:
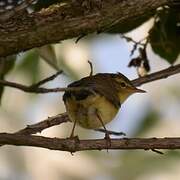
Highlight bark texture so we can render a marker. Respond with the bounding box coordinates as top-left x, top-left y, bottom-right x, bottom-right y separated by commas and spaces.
0, 0, 169, 57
